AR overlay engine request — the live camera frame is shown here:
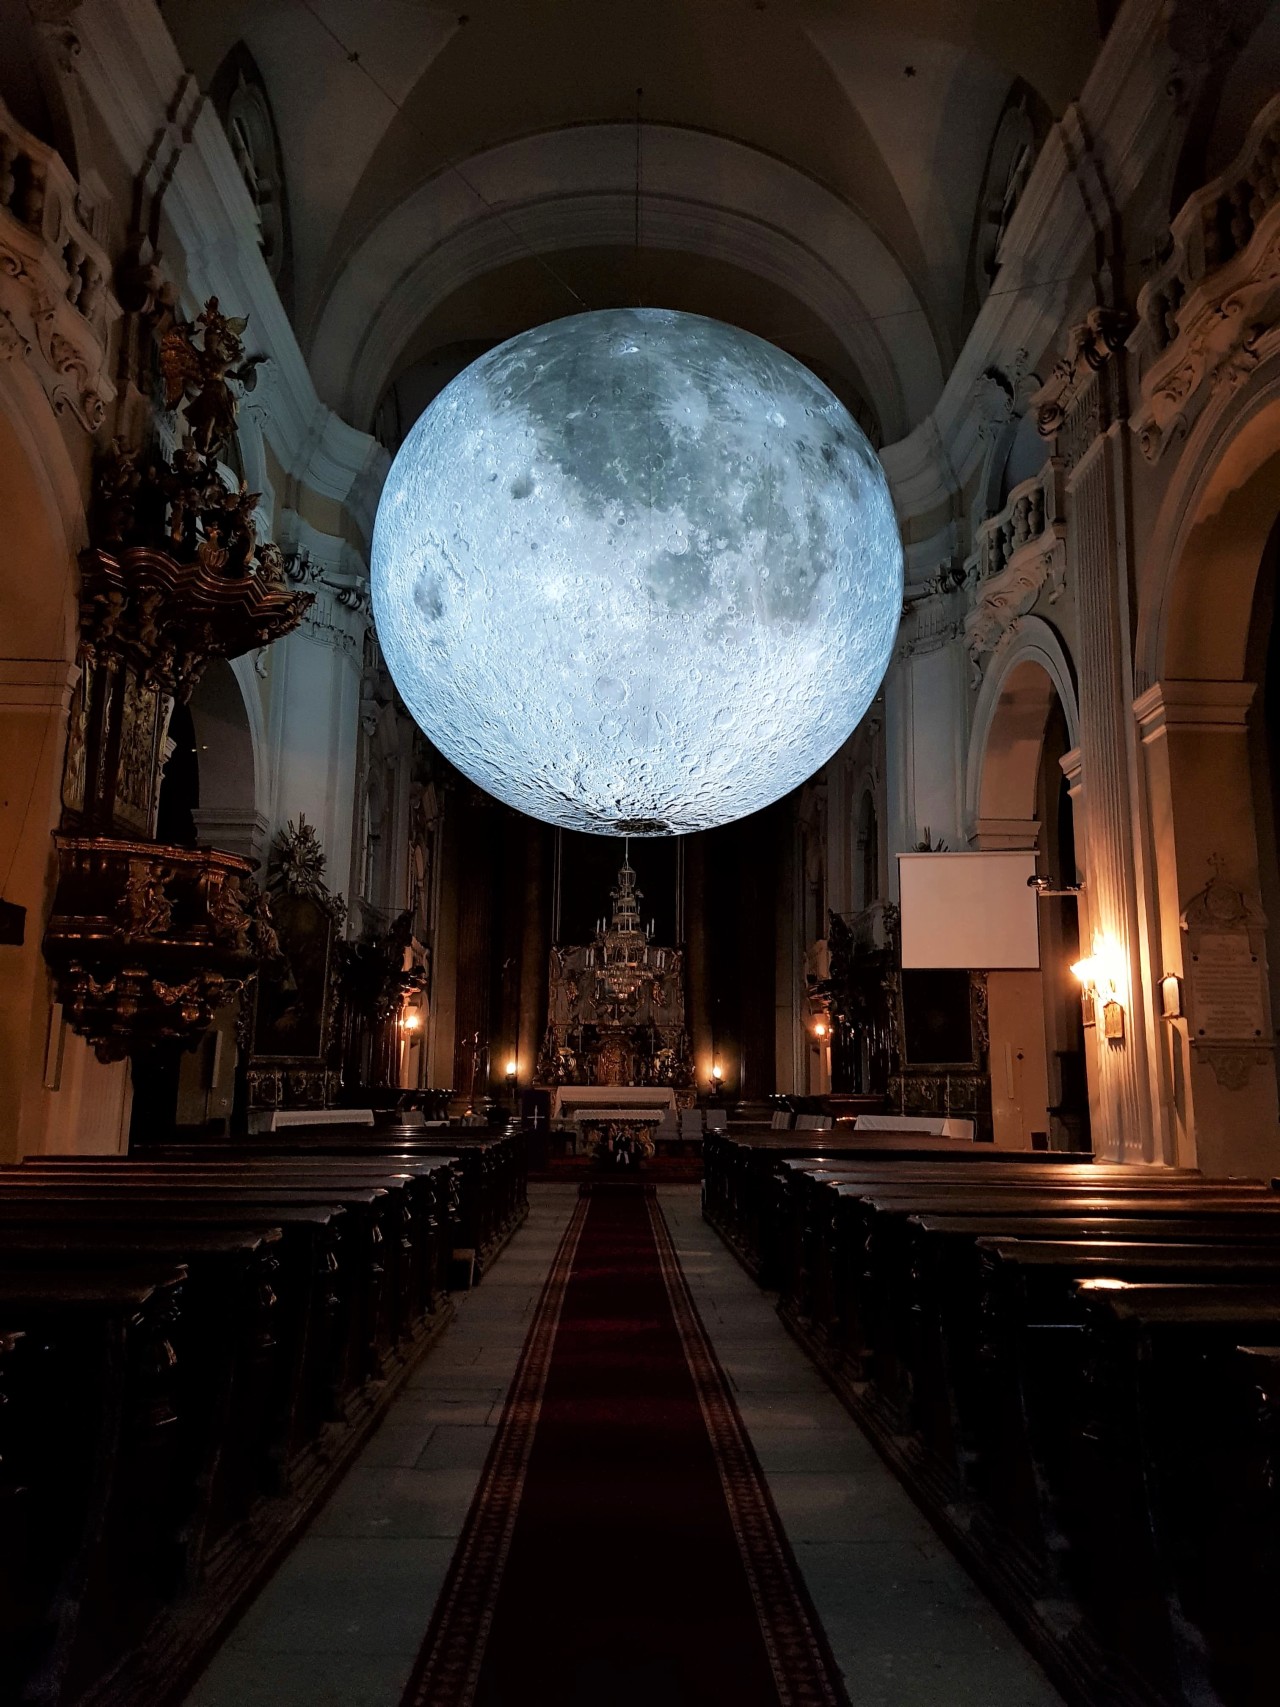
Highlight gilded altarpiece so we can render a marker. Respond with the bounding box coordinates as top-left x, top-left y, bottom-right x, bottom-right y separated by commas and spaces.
246, 817, 345, 1112
537, 861, 693, 1098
